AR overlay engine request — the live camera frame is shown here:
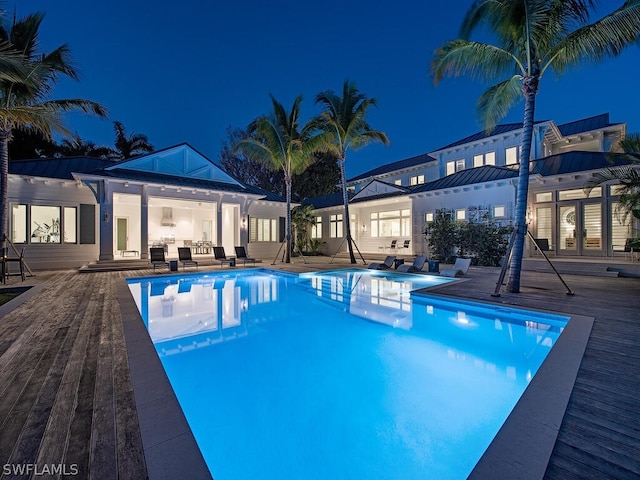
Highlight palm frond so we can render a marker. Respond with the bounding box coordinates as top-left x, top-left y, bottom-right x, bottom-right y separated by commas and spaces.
477, 75, 523, 131
432, 39, 523, 84
549, 2, 640, 74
